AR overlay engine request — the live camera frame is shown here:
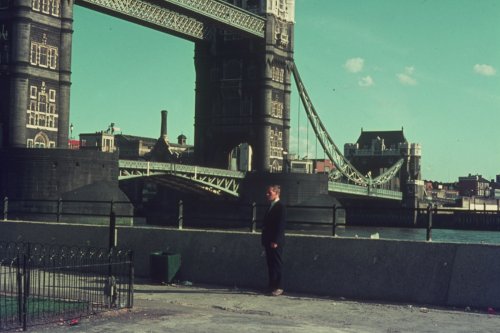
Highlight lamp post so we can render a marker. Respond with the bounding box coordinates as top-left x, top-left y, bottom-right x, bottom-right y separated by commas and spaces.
282, 151, 289, 173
